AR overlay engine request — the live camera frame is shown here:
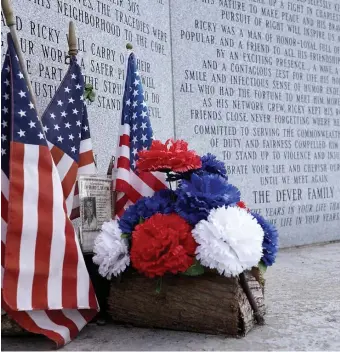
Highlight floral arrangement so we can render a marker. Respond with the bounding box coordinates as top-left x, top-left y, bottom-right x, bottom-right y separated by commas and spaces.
93, 139, 278, 282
